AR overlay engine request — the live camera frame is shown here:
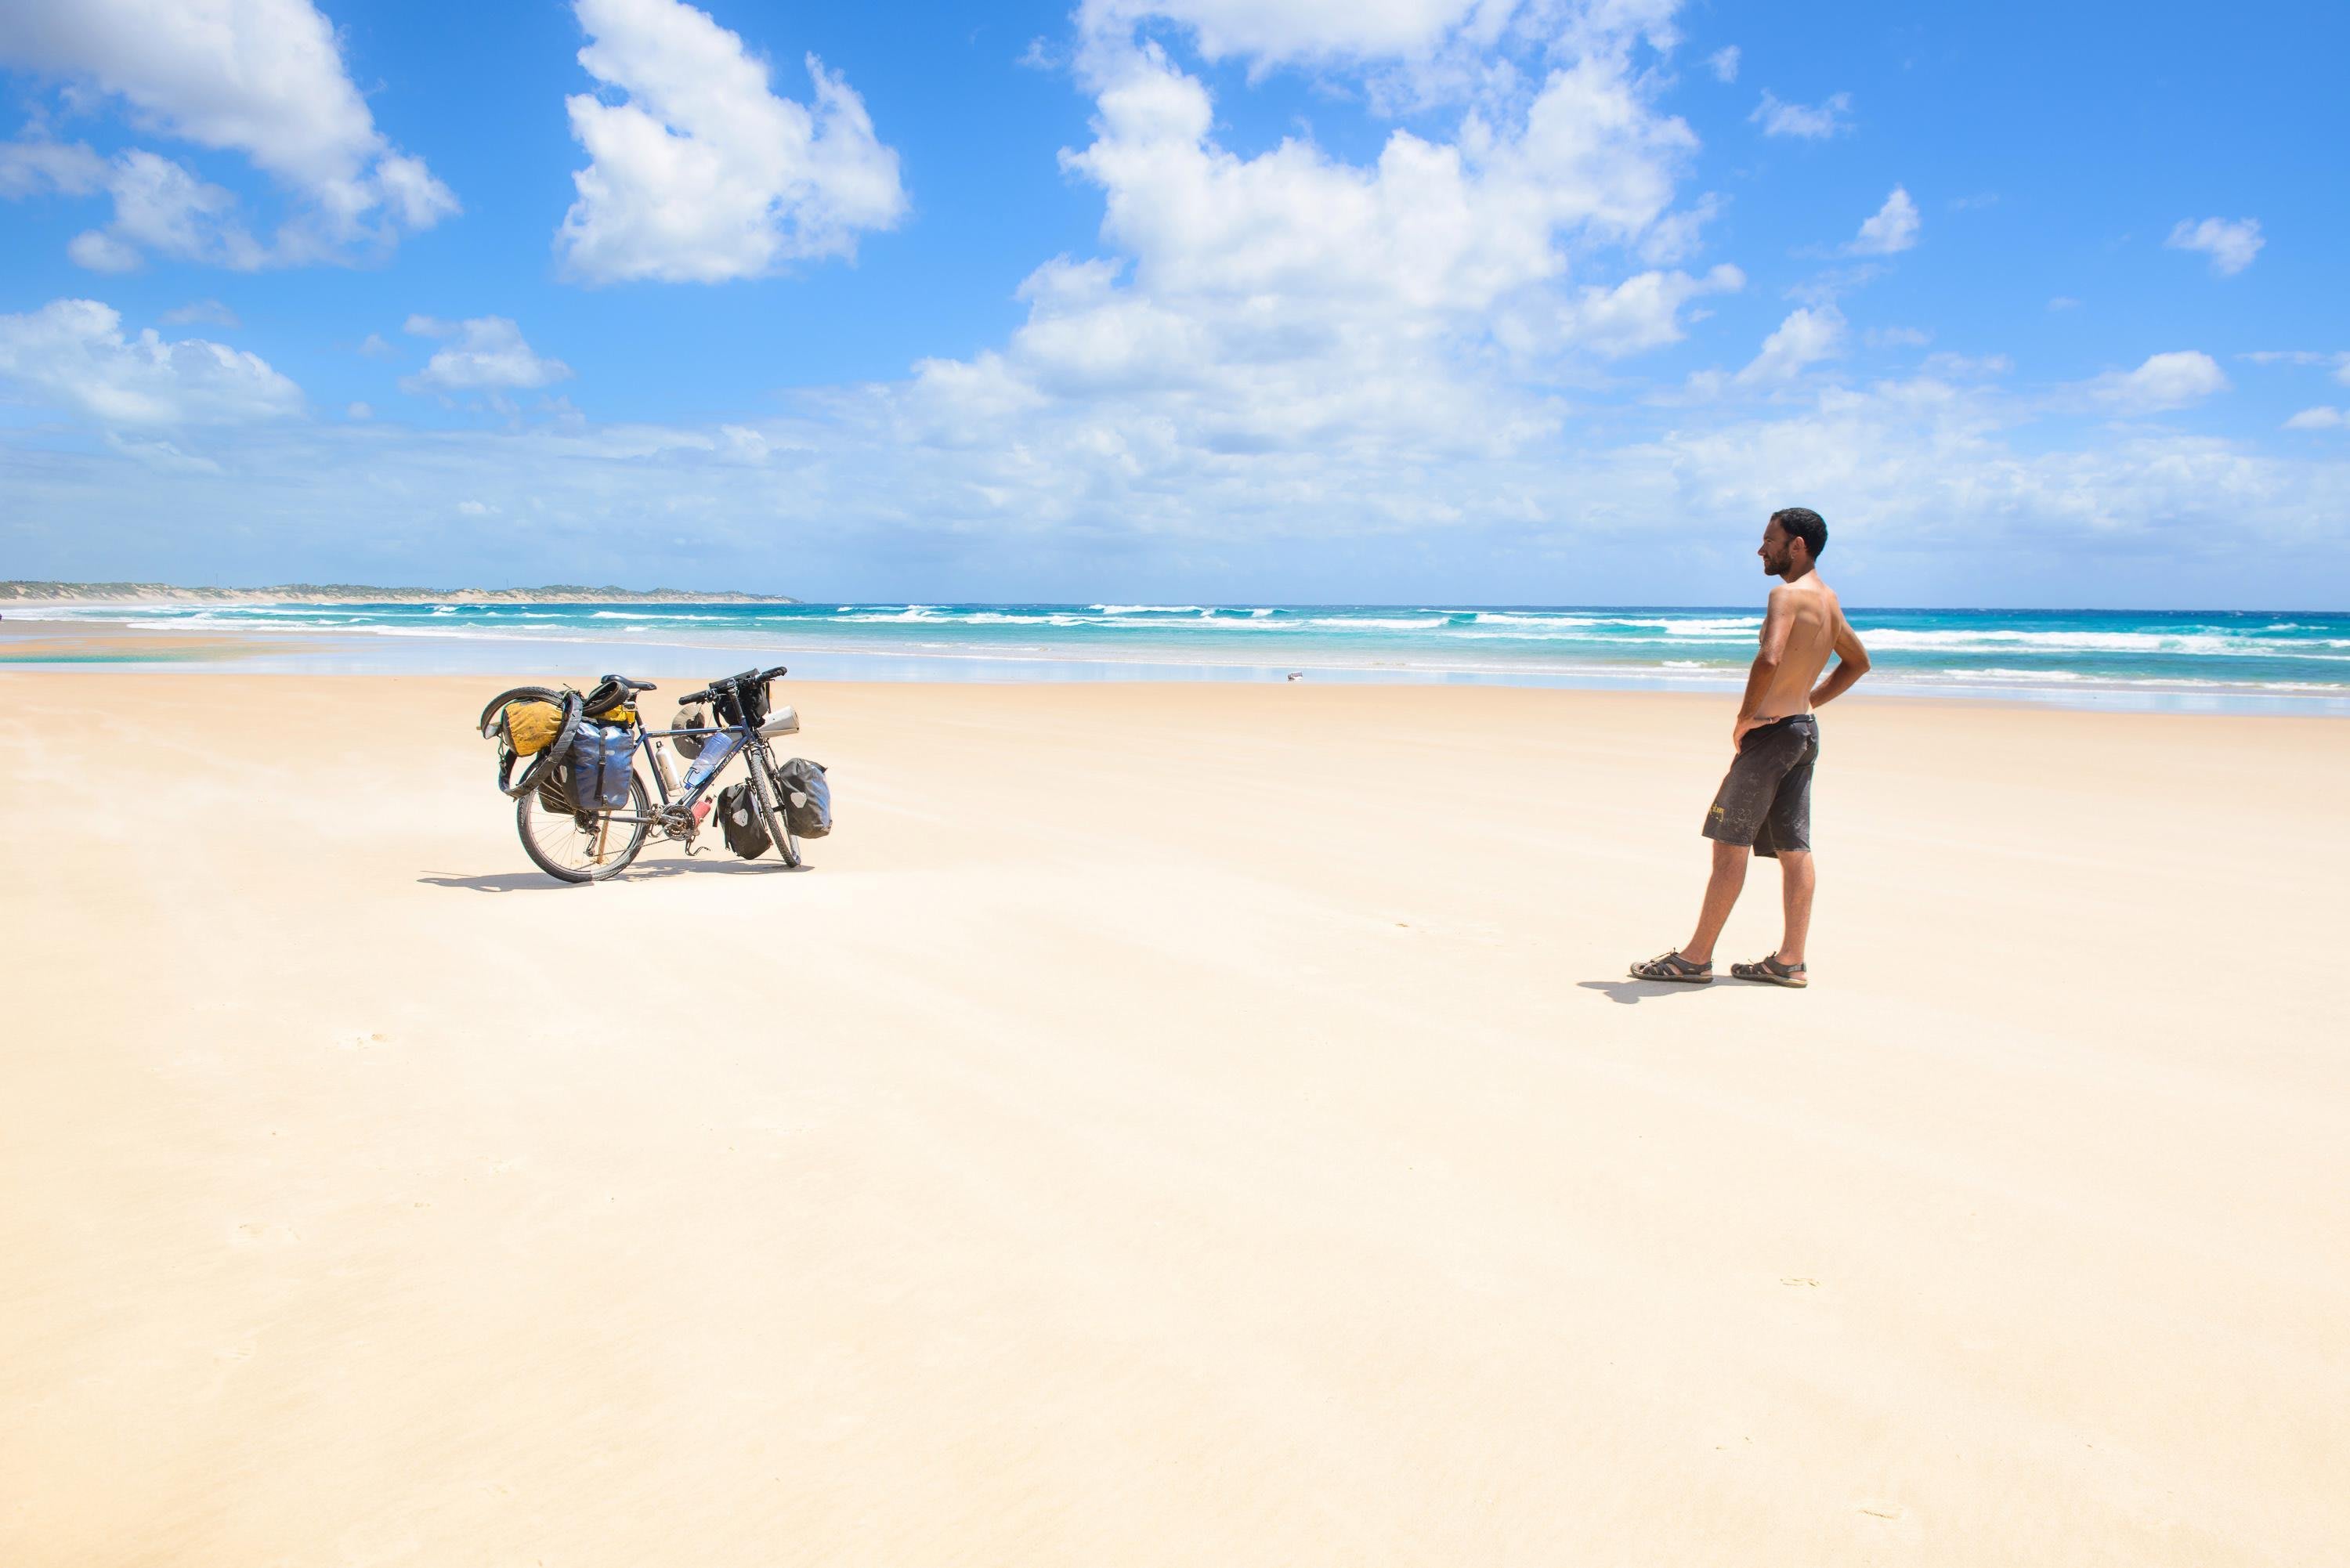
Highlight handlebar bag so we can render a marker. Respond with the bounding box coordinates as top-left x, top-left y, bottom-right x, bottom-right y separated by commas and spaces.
717, 780, 772, 858
772, 757, 831, 839
713, 675, 771, 730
